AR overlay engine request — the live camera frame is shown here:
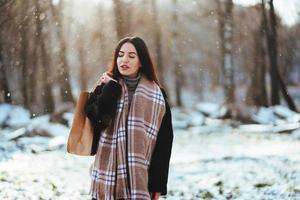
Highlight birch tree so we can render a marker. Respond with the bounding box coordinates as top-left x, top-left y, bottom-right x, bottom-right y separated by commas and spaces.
171, 0, 182, 107
217, 0, 235, 115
